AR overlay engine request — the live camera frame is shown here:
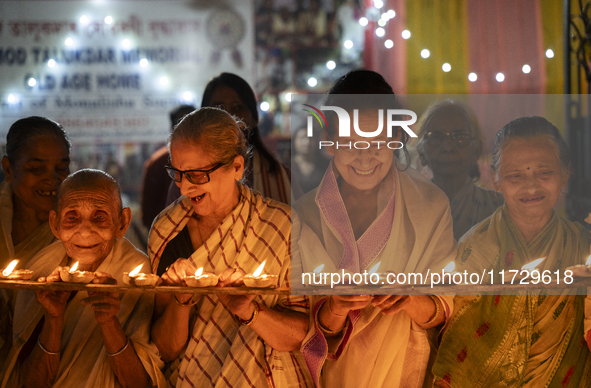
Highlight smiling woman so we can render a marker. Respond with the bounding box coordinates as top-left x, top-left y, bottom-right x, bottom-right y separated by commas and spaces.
0, 116, 70, 374
432, 117, 591, 387
148, 107, 312, 387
